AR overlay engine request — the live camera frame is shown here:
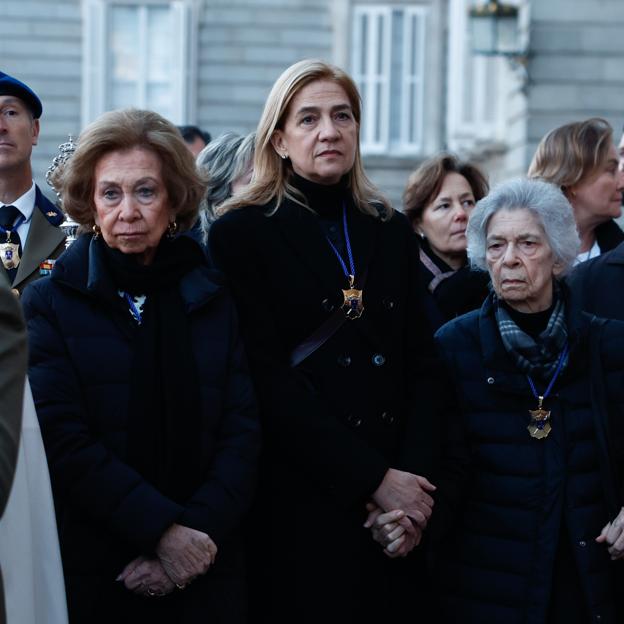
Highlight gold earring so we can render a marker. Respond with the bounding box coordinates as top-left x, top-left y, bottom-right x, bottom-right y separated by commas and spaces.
167, 220, 178, 238
92, 224, 101, 239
